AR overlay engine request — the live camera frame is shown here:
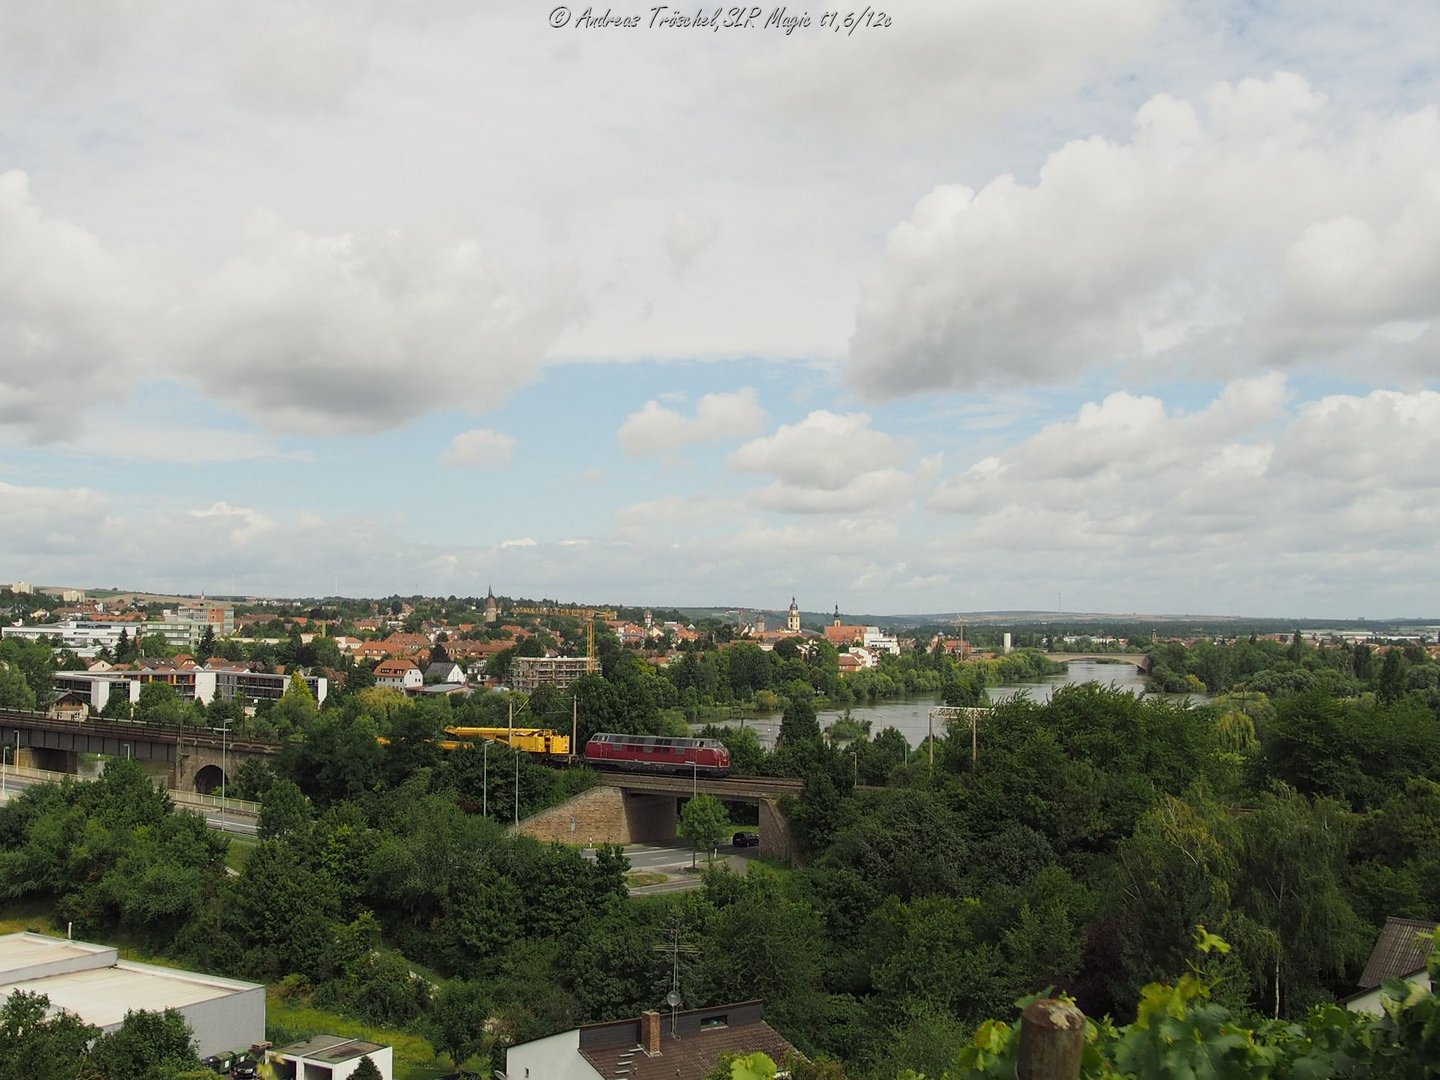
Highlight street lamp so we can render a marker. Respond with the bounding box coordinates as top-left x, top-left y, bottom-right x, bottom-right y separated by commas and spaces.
1, 745, 10, 798
219, 720, 230, 832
